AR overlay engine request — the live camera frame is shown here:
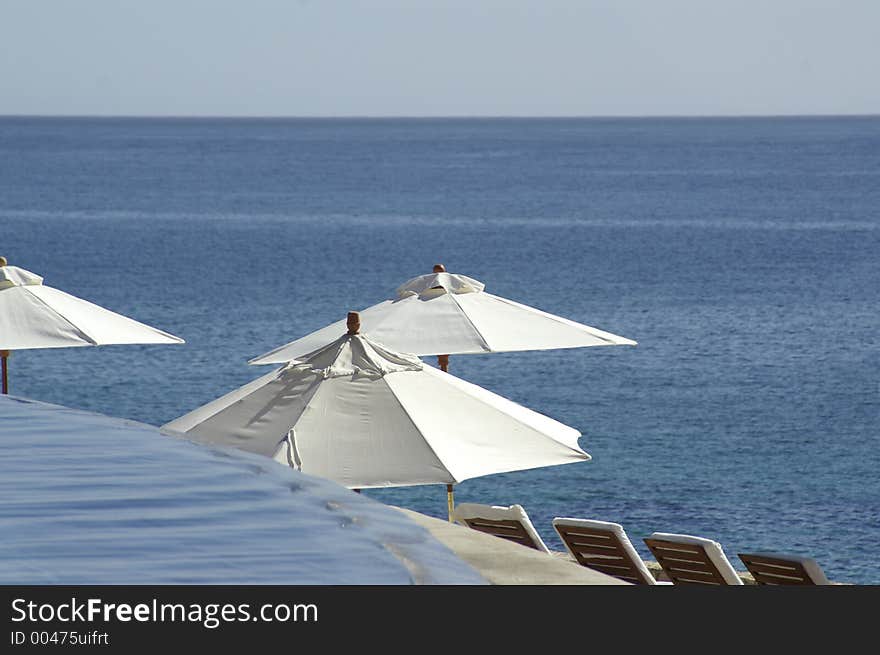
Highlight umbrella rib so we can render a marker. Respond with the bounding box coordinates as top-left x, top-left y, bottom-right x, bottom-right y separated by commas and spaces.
284, 375, 324, 438
447, 293, 492, 353
23, 287, 99, 345
384, 375, 460, 485
386, 368, 586, 486
265, 373, 338, 468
